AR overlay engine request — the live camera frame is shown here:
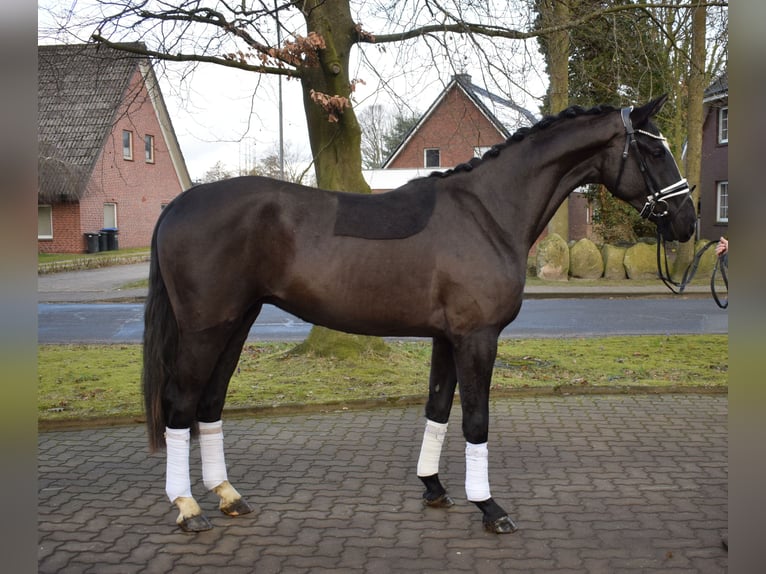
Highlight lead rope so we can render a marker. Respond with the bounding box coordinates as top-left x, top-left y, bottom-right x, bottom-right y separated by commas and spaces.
656, 233, 728, 308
